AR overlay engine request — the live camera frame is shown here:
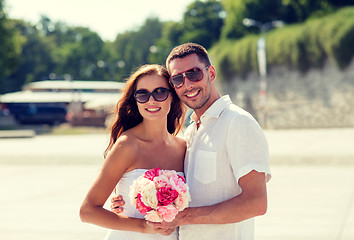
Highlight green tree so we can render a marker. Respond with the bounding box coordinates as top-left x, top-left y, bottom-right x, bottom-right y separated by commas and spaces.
8, 19, 56, 87
0, 0, 21, 93
179, 0, 224, 49
221, 0, 255, 39
8, 16, 110, 88
211, 6, 354, 81
54, 27, 106, 80
327, 0, 354, 7
149, 21, 184, 65
150, 0, 224, 65
37, 15, 55, 36
111, 17, 163, 80
220, 0, 353, 39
